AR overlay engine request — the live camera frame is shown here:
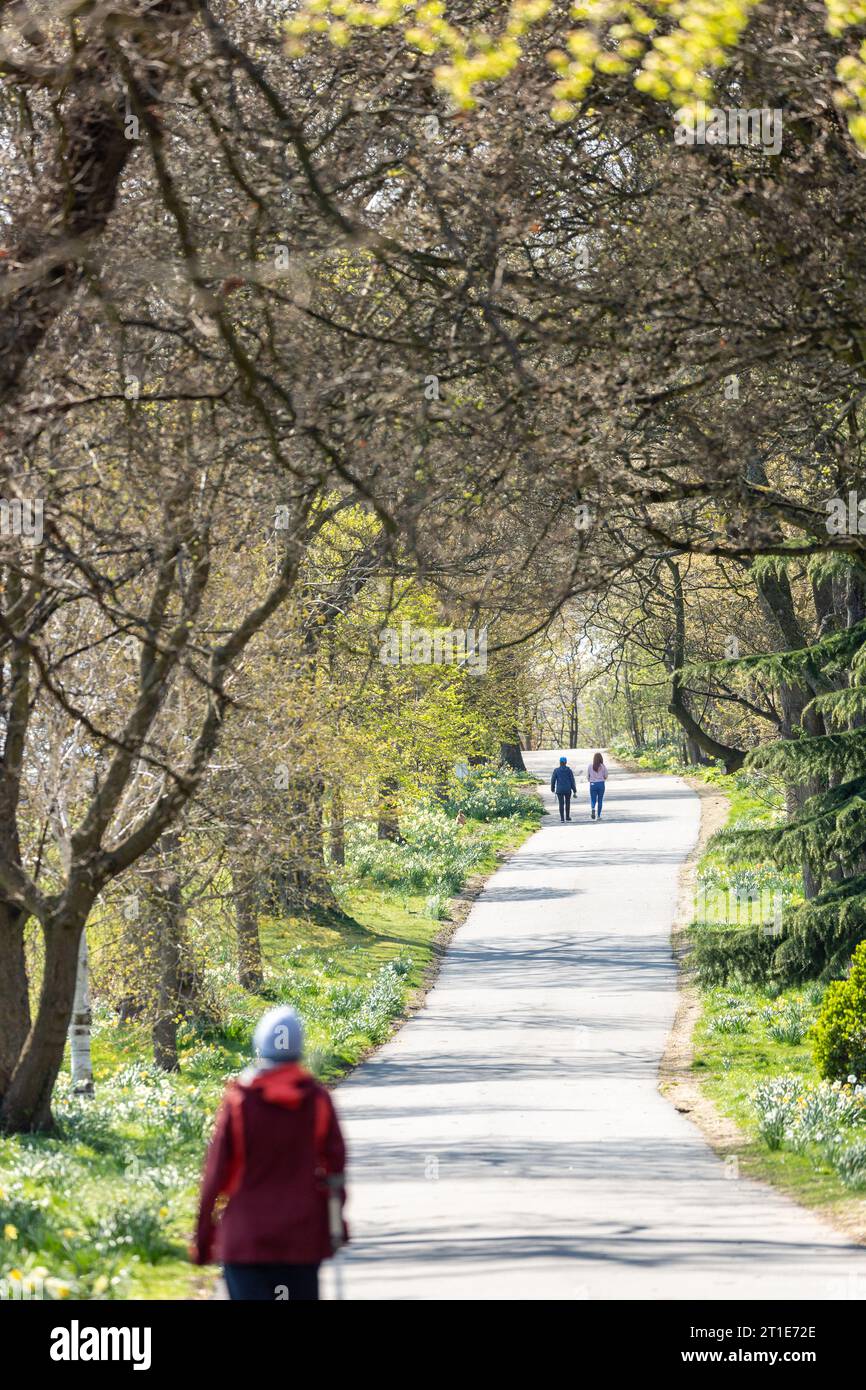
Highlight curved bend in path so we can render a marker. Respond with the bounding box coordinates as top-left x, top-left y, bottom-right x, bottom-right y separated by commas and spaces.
328, 750, 866, 1300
